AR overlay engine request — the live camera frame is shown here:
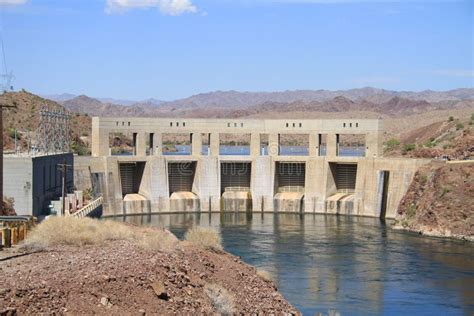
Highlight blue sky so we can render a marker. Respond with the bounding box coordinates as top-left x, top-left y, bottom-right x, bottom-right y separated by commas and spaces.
0, 0, 472, 100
